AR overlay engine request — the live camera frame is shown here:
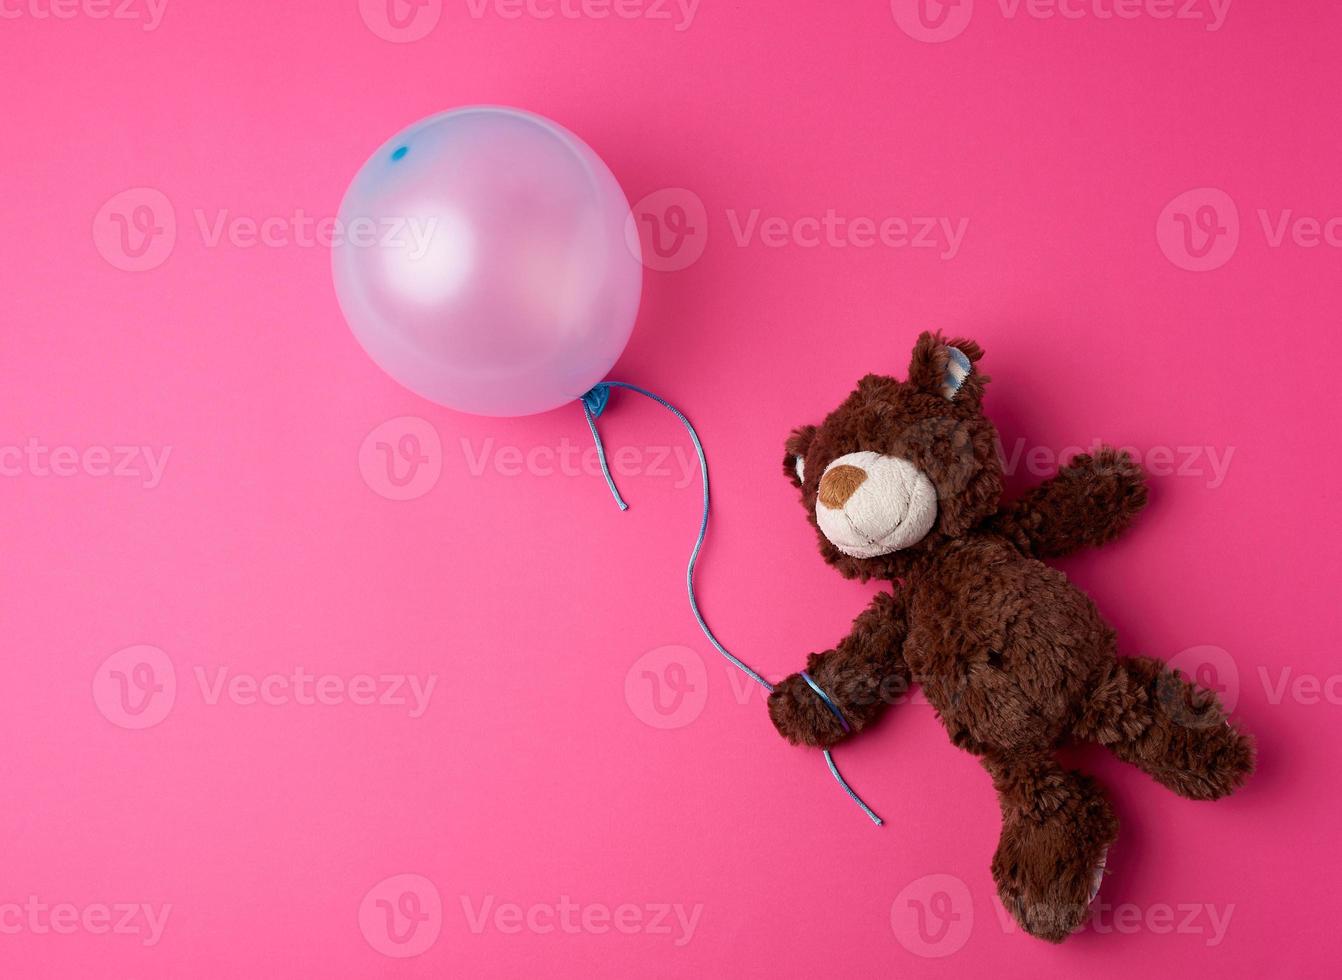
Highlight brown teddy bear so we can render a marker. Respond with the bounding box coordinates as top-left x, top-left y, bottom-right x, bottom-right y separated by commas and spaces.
768, 331, 1254, 943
